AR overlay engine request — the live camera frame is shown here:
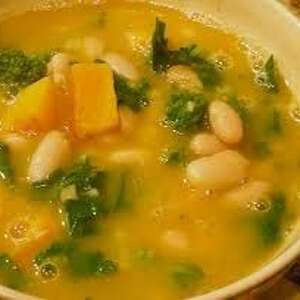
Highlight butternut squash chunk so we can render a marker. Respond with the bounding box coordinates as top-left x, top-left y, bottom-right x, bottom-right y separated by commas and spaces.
5, 77, 58, 133
71, 63, 119, 138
